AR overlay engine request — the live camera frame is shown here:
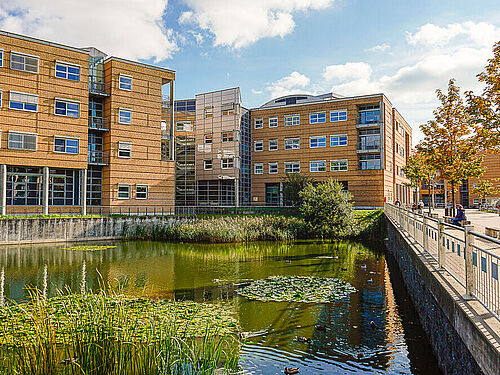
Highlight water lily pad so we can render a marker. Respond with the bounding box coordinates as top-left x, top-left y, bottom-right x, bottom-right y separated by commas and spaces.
63, 245, 117, 251
236, 275, 356, 303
